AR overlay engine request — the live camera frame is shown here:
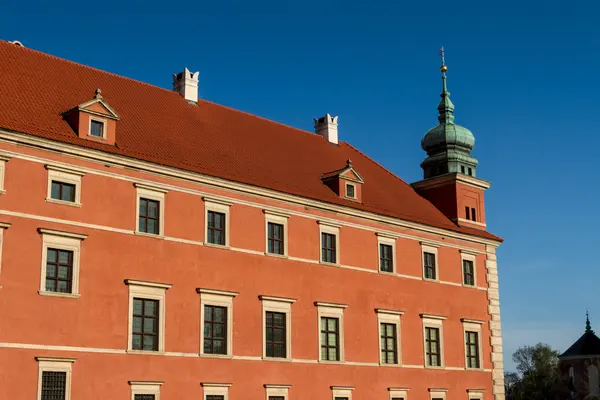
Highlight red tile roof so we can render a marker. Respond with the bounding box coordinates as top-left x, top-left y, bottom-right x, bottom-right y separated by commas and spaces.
0, 41, 500, 241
